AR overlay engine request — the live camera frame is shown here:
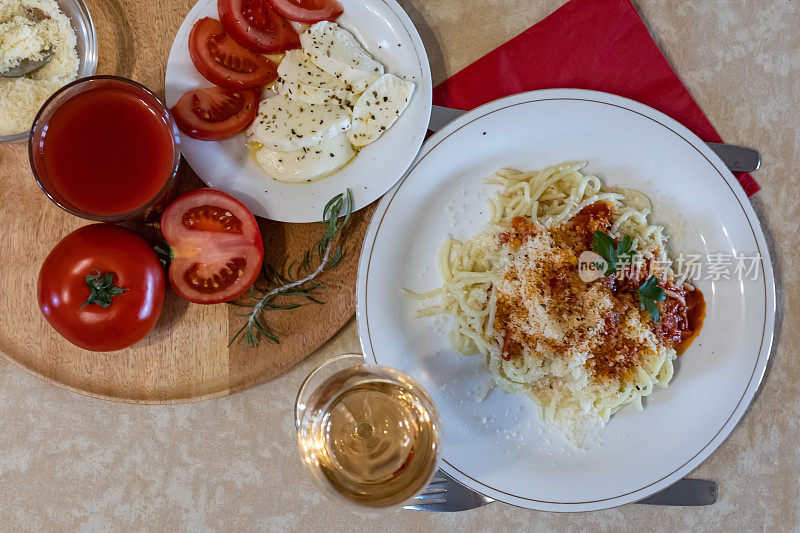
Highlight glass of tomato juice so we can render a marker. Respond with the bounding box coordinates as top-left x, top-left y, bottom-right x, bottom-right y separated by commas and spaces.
29, 76, 181, 221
